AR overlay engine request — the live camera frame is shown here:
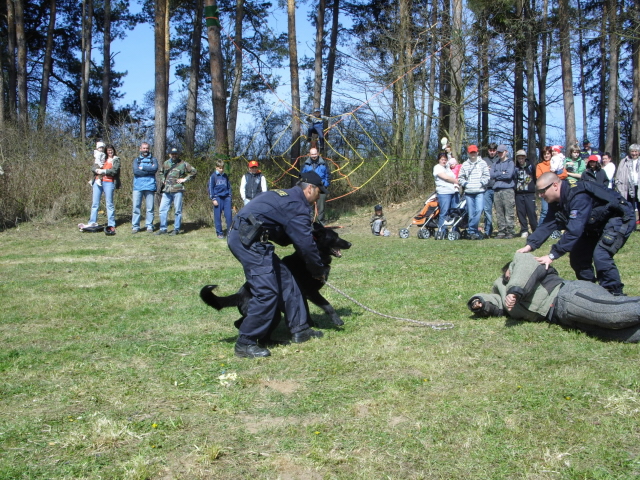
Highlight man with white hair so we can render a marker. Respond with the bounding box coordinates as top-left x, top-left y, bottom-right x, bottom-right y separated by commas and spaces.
614, 144, 640, 224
